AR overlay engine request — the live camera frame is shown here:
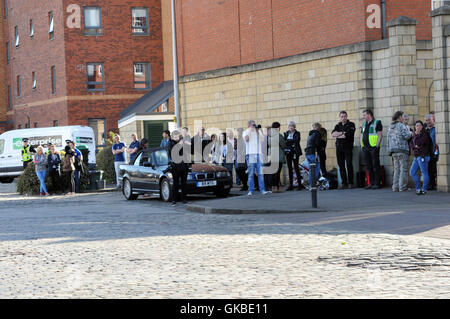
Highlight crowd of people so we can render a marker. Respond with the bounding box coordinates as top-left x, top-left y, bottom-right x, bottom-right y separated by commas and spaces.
23, 108, 437, 199
21, 138, 84, 196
